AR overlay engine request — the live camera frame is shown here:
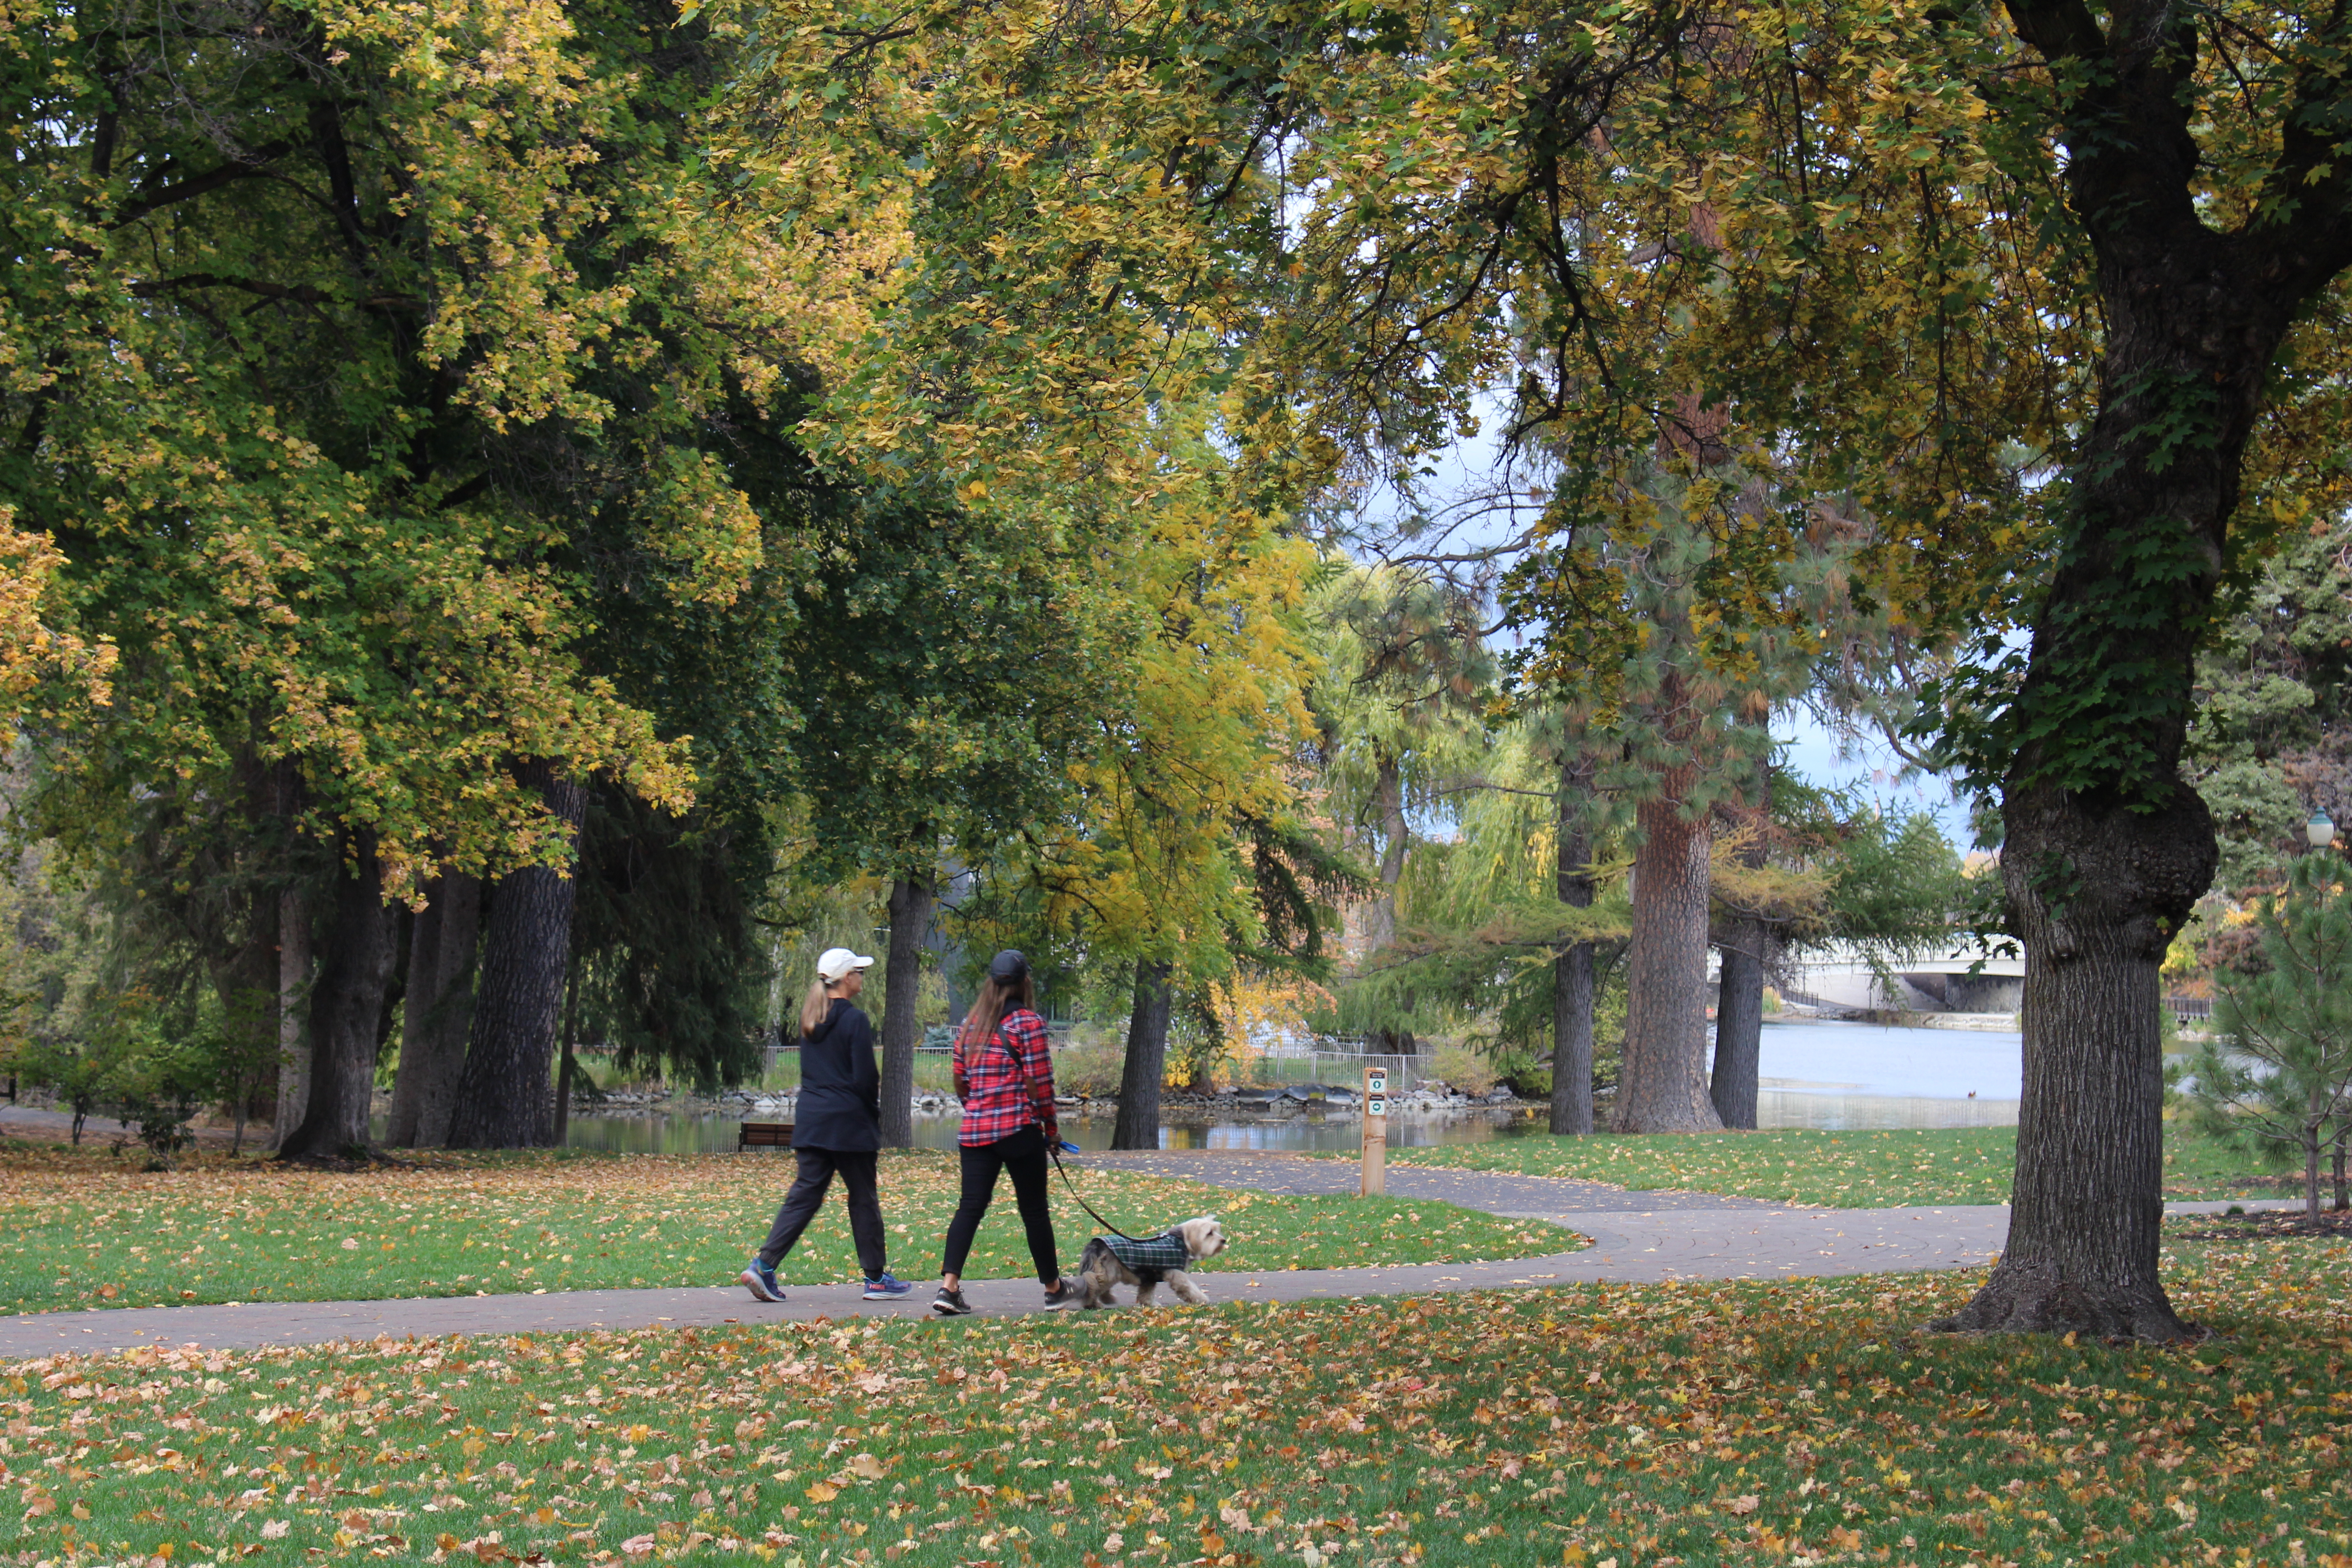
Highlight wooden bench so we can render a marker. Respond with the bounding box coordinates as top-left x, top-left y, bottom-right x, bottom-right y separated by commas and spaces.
738, 1121, 794, 1151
